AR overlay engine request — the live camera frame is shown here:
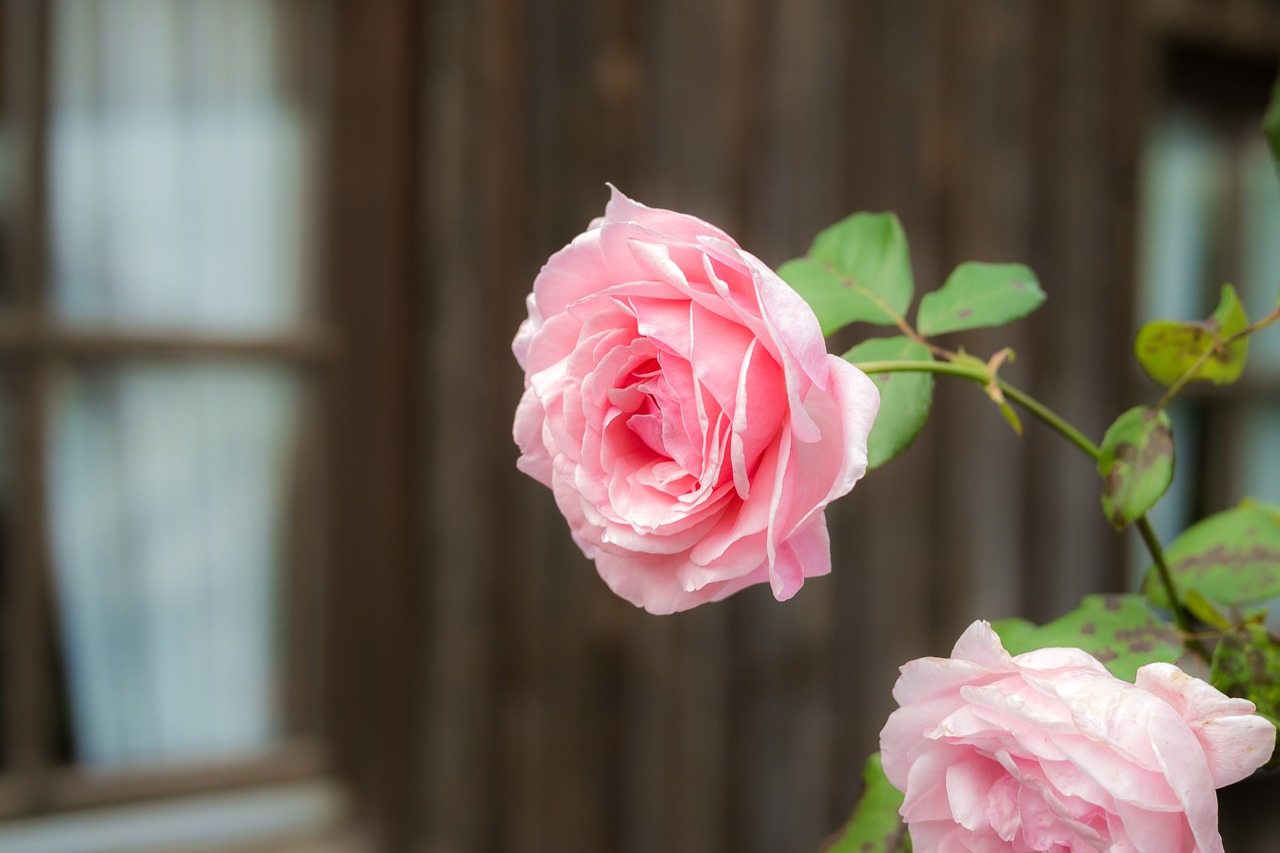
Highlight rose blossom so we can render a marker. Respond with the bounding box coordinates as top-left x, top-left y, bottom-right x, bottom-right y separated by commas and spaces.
880, 620, 1276, 852
512, 187, 879, 614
